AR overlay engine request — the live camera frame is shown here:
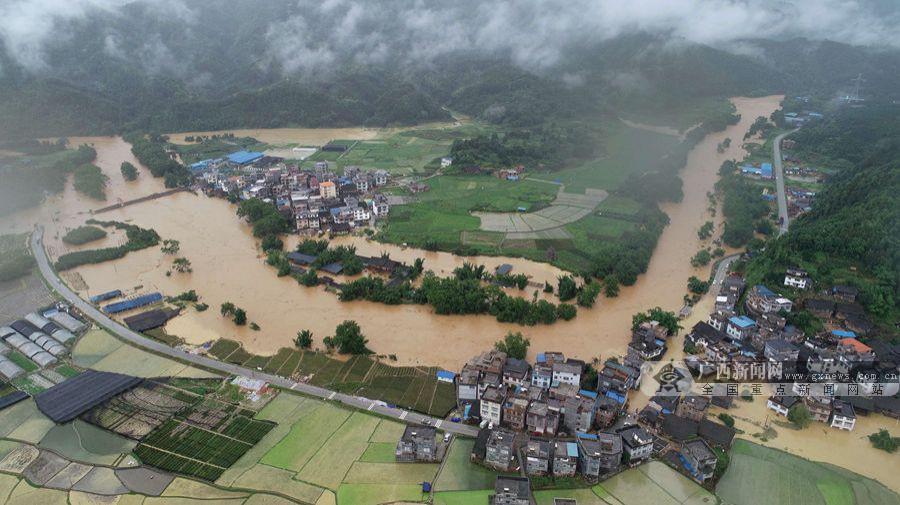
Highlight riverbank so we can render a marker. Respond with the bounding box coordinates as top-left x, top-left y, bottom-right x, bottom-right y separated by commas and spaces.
6, 96, 780, 370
